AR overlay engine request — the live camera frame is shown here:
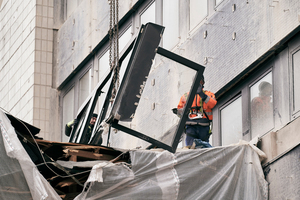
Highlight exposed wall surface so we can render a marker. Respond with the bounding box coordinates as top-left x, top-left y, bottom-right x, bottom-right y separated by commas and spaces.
55, 0, 138, 88
0, 0, 54, 140
260, 116, 300, 165
264, 145, 300, 200
174, 0, 300, 94
108, 0, 300, 150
